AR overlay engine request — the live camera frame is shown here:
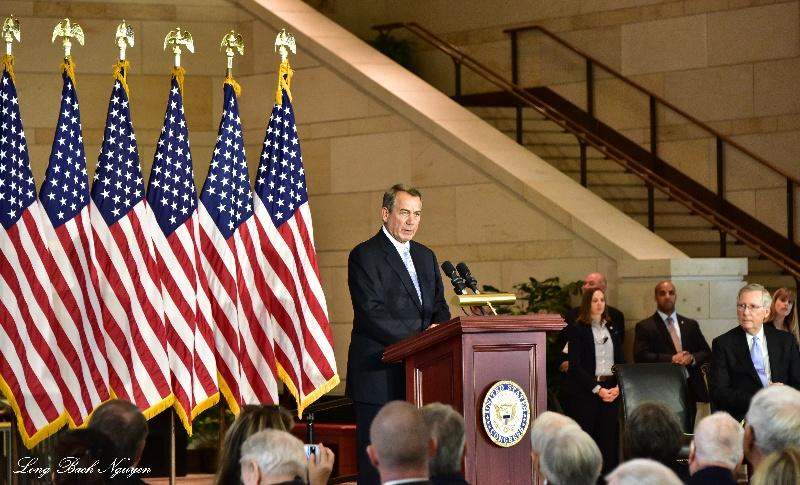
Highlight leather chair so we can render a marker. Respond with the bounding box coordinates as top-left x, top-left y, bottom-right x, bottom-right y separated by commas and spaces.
615, 363, 693, 463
